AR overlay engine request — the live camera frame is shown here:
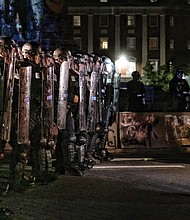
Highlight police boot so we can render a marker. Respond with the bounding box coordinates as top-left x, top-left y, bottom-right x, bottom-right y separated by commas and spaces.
37, 147, 49, 184
65, 133, 83, 176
